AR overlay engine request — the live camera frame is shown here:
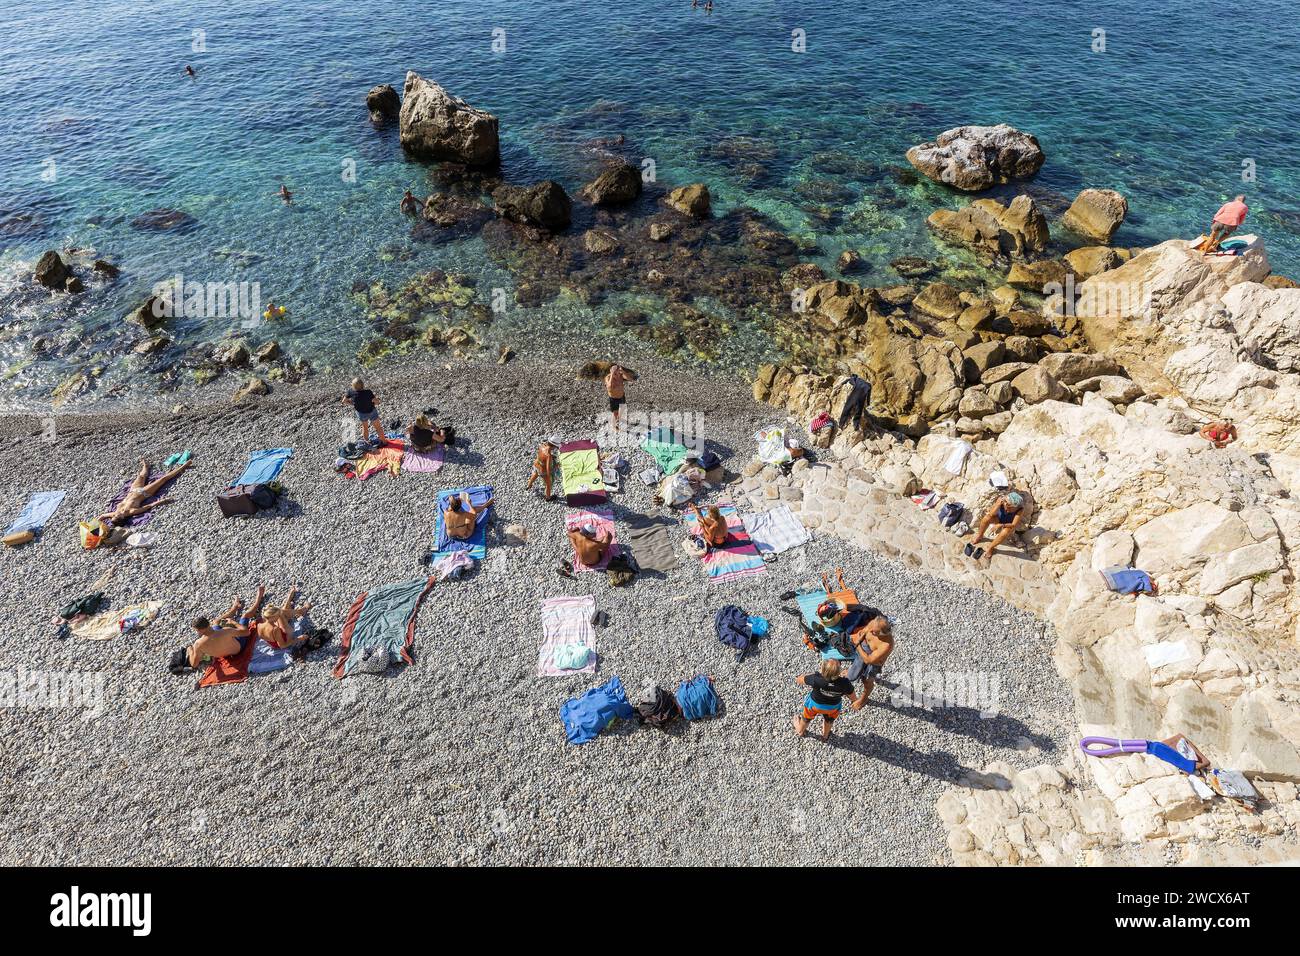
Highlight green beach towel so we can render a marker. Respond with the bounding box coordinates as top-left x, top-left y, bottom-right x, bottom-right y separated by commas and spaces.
333, 576, 435, 678
641, 433, 689, 475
